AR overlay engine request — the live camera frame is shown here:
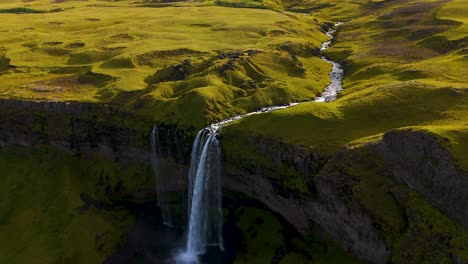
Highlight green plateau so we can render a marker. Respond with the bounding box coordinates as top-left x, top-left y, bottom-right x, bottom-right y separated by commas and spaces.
0, 0, 467, 263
